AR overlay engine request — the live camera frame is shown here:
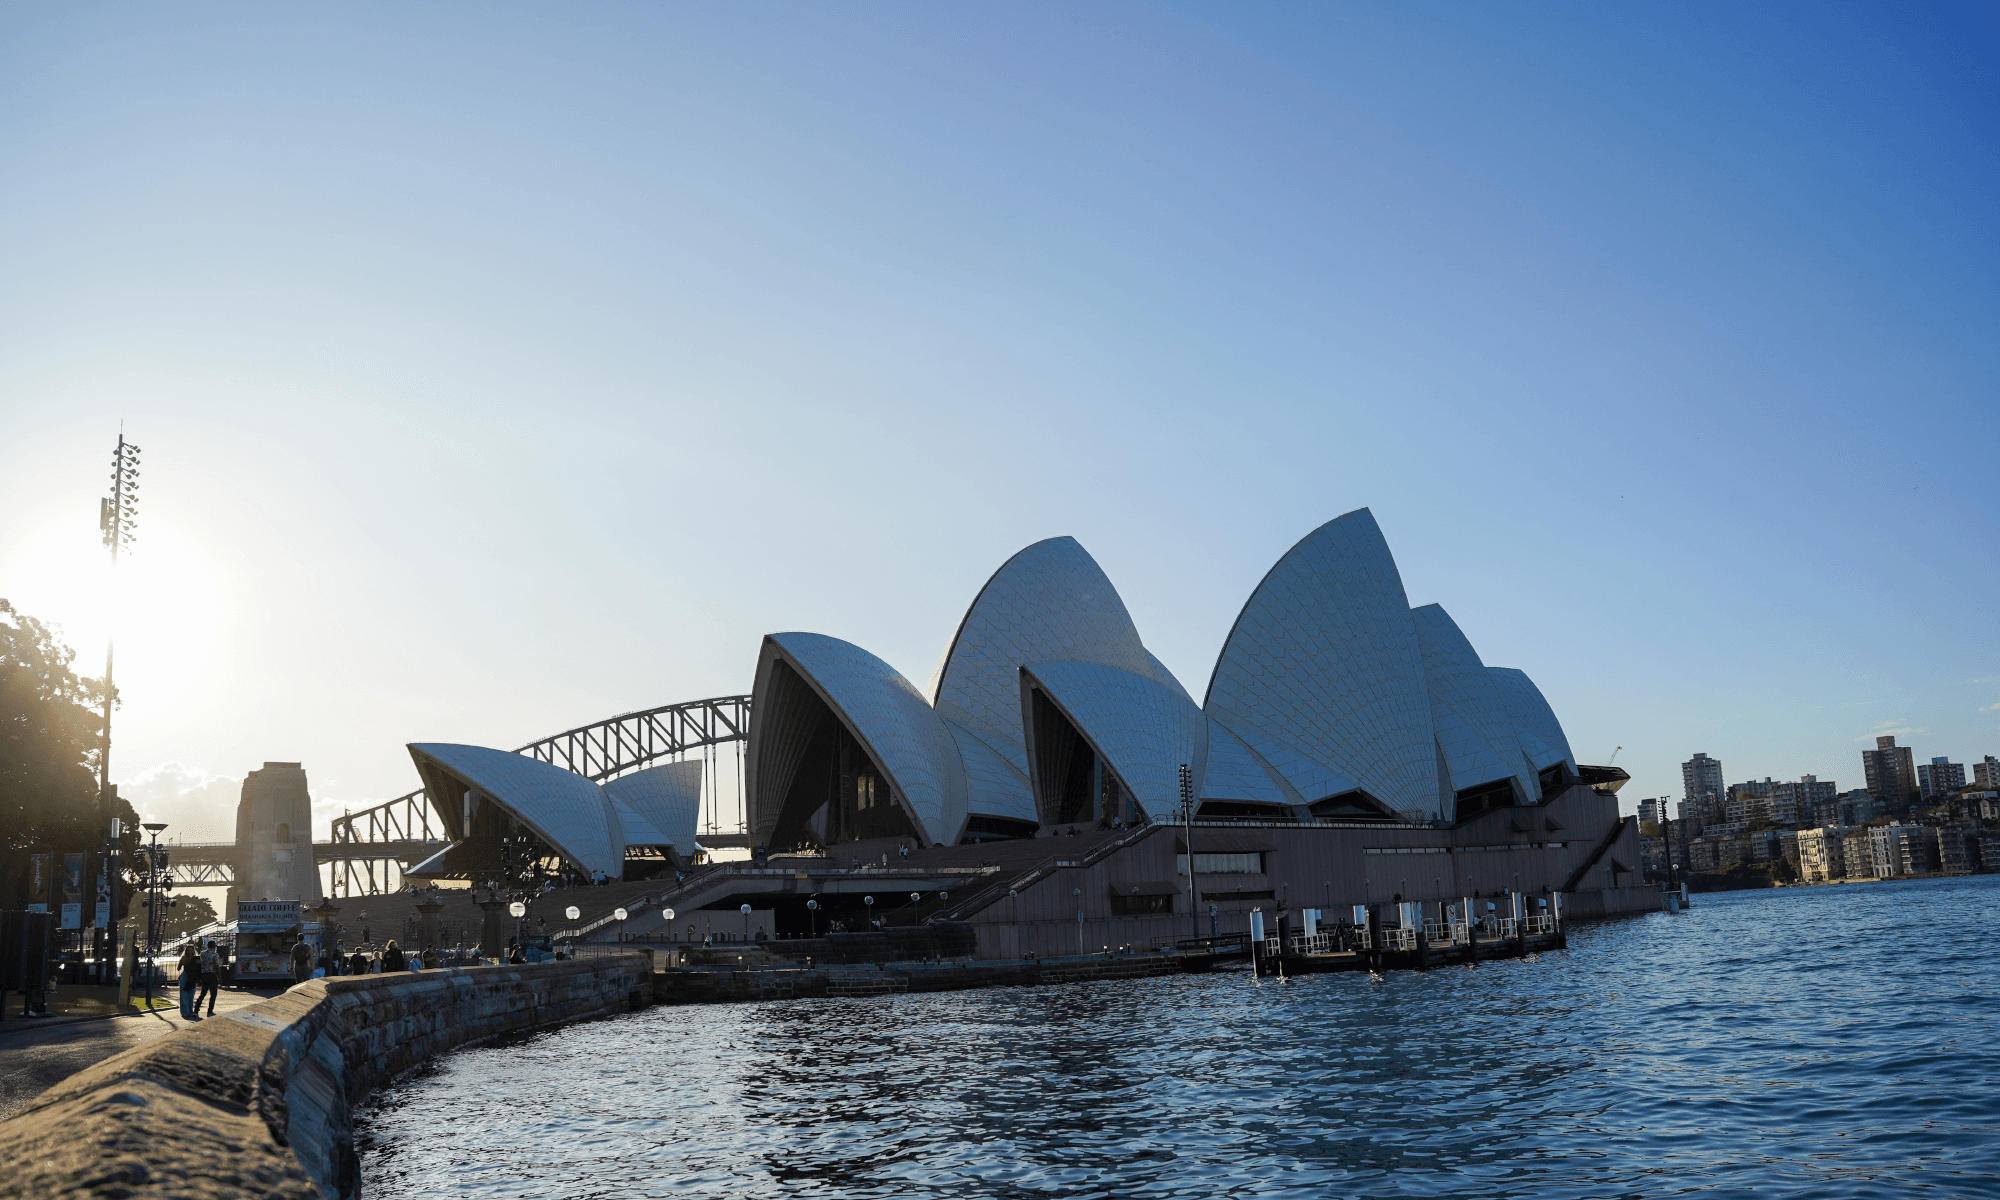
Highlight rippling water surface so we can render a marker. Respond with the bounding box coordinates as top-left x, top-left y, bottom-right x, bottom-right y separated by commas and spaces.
359, 876, 2000, 1198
